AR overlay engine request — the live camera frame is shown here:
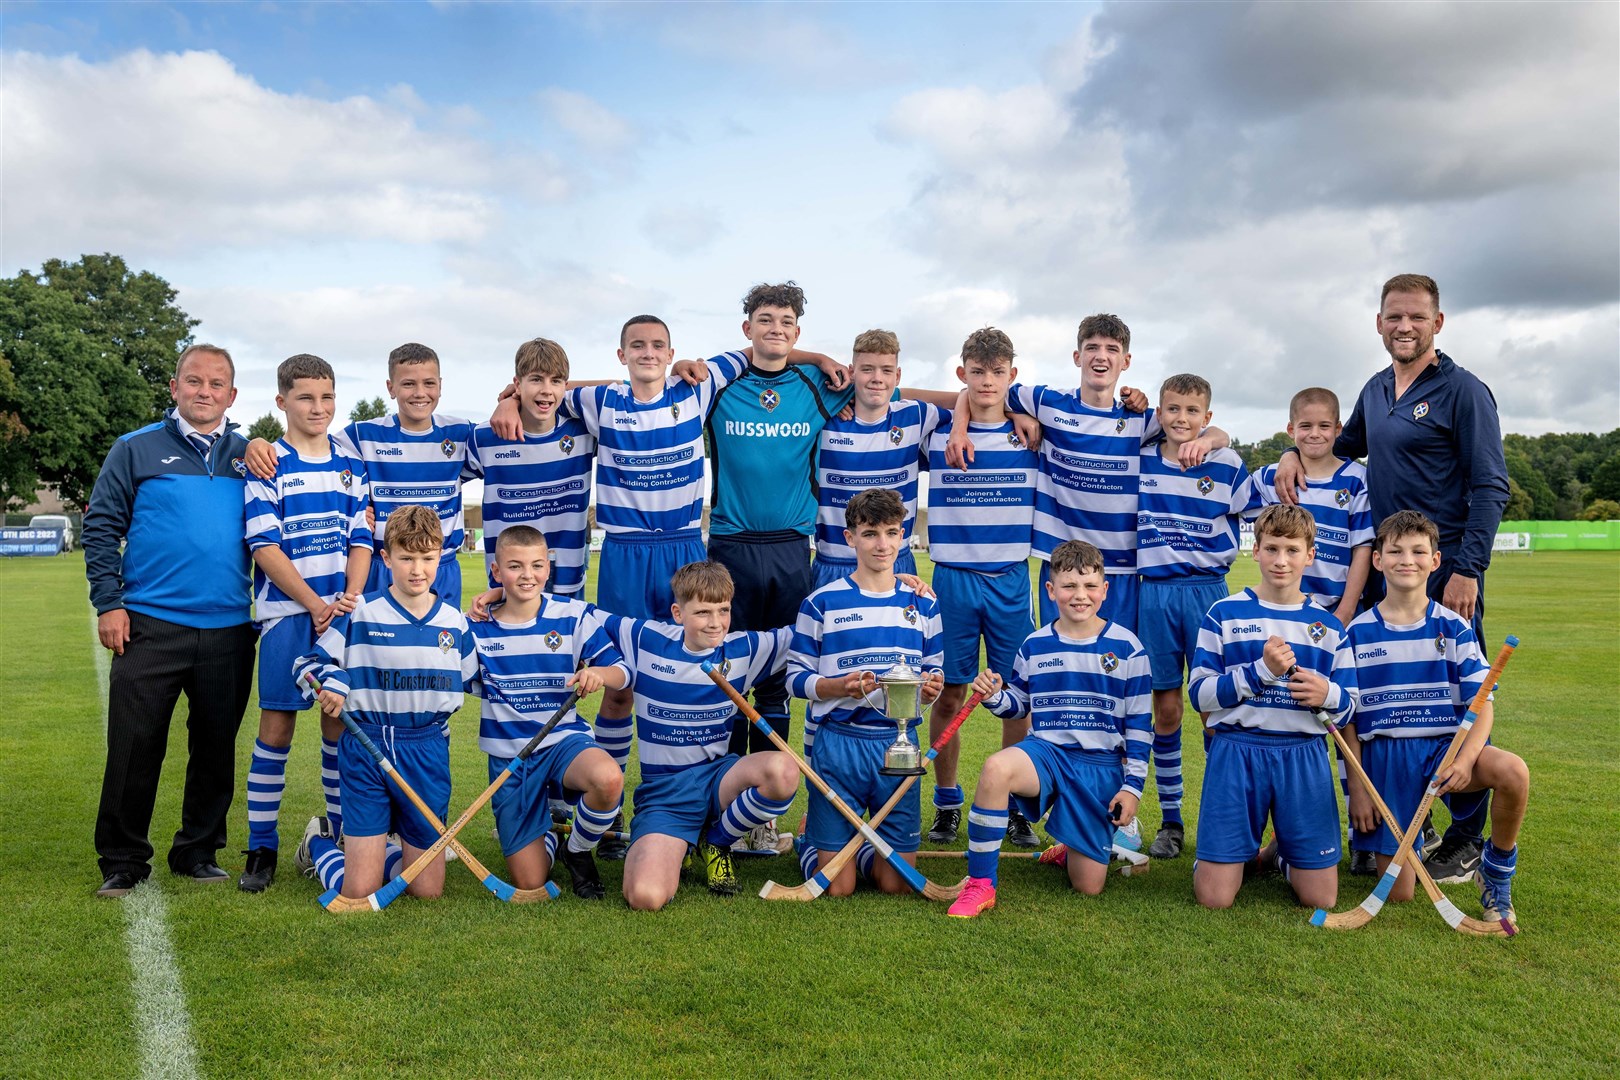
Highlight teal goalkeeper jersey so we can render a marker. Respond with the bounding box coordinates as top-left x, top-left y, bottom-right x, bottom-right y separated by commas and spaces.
705, 360, 853, 537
